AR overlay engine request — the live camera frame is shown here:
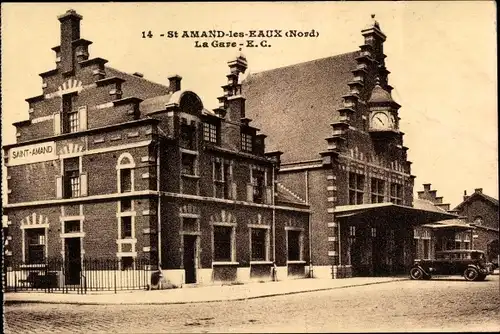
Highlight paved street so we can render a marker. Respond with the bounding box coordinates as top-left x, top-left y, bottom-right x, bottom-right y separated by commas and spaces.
5, 275, 500, 333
